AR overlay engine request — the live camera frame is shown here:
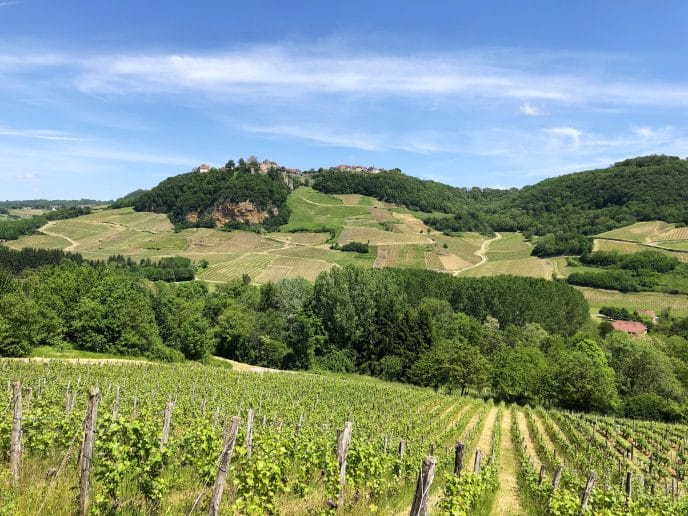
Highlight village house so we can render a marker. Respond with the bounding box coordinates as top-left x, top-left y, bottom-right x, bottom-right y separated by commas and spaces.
198, 164, 210, 173
611, 320, 647, 336
639, 310, 658, 324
